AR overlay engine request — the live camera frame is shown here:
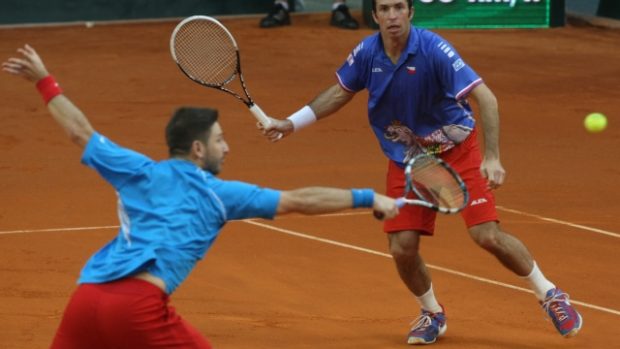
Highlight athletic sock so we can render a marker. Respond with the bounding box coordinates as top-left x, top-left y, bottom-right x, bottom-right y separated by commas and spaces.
416, 284, 443, 313
523, 261, 556, 301
332, 1, 346, 10
275, 0, 289, 11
